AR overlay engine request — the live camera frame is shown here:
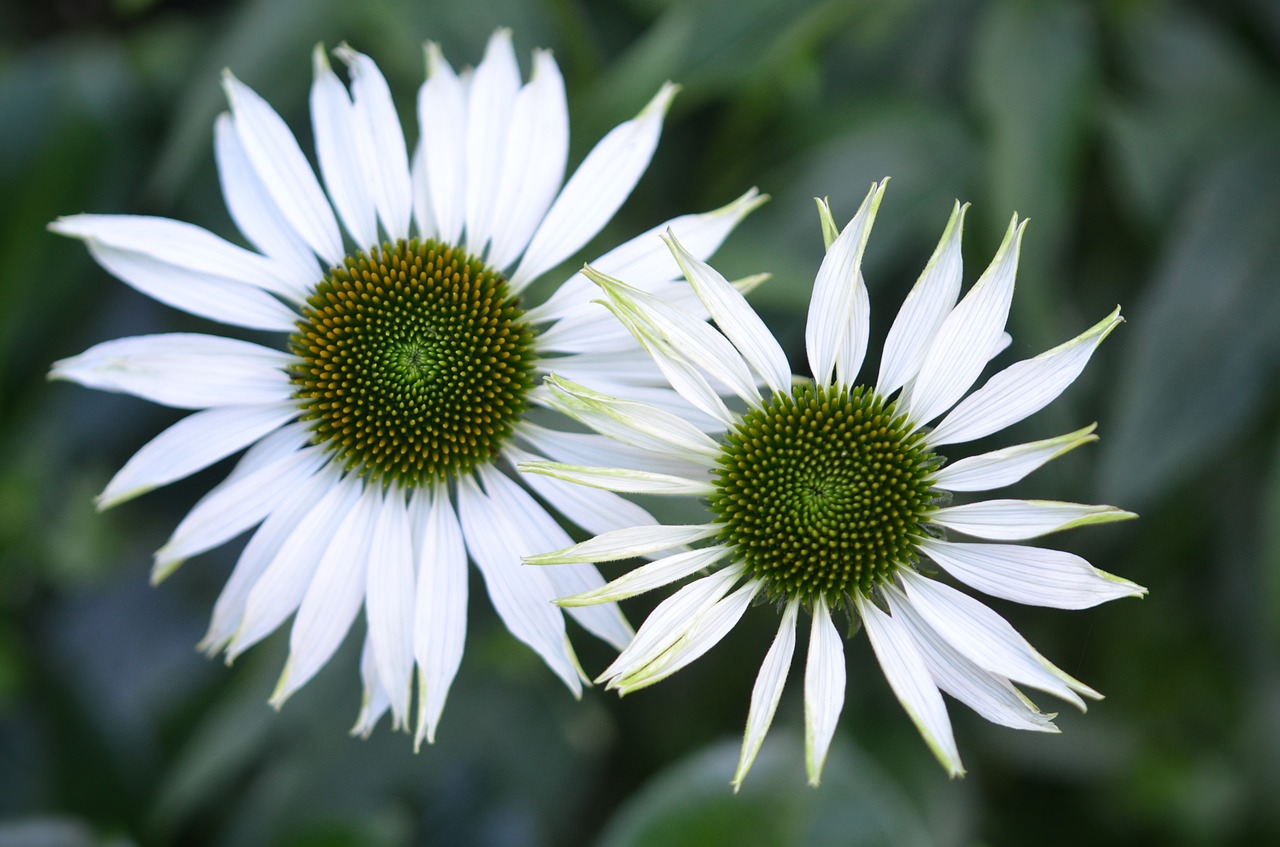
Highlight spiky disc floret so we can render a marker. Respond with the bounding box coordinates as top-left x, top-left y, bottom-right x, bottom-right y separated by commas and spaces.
708, 383, 940, 607
289, 239, 535, 487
